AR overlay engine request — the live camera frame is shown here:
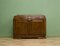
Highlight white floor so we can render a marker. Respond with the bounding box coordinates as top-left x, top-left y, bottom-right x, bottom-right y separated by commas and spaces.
0, 37, 60, 46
